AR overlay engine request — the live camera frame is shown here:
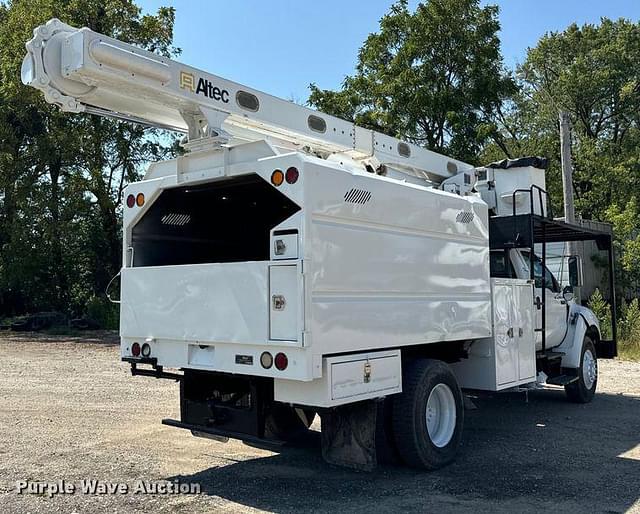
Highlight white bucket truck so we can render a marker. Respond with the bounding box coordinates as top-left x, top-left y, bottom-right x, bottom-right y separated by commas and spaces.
23, 19, 617, 470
